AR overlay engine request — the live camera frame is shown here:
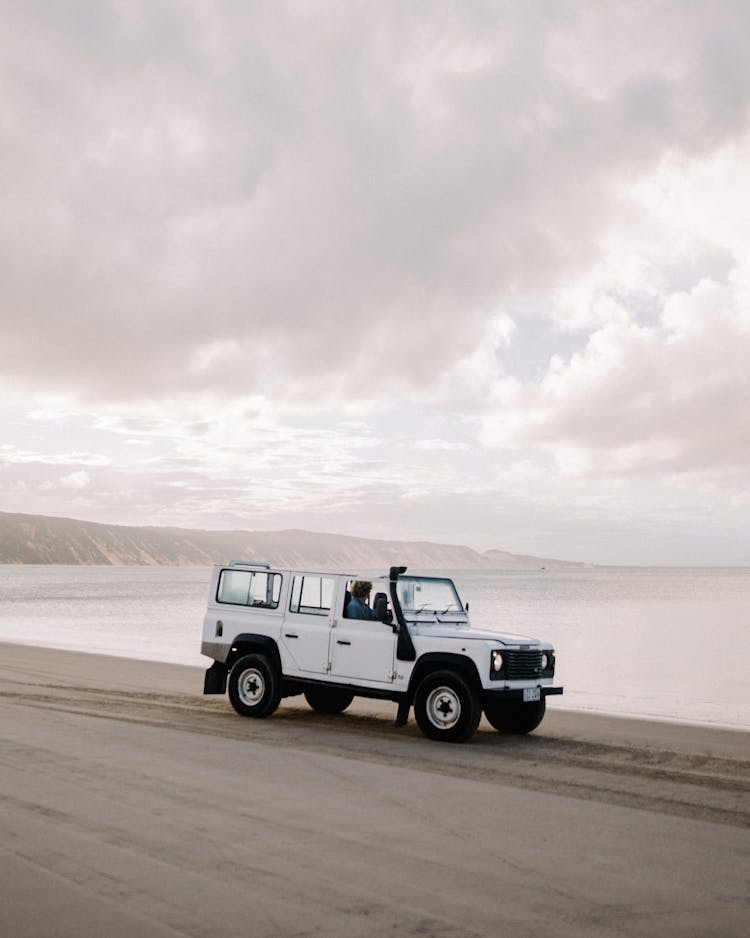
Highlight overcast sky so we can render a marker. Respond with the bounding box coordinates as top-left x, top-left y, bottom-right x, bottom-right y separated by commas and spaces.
2, 0, 749, 565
